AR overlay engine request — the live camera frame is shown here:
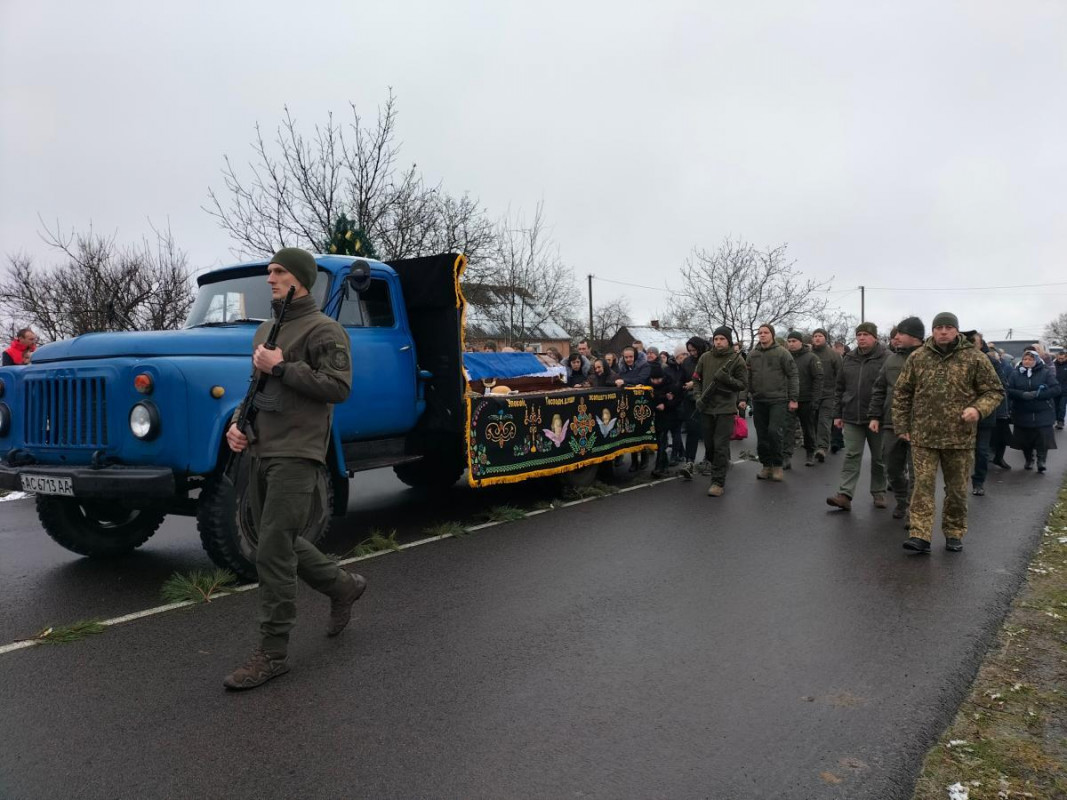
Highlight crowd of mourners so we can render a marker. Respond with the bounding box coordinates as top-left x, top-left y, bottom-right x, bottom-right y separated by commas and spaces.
497, 312, 1065, 554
